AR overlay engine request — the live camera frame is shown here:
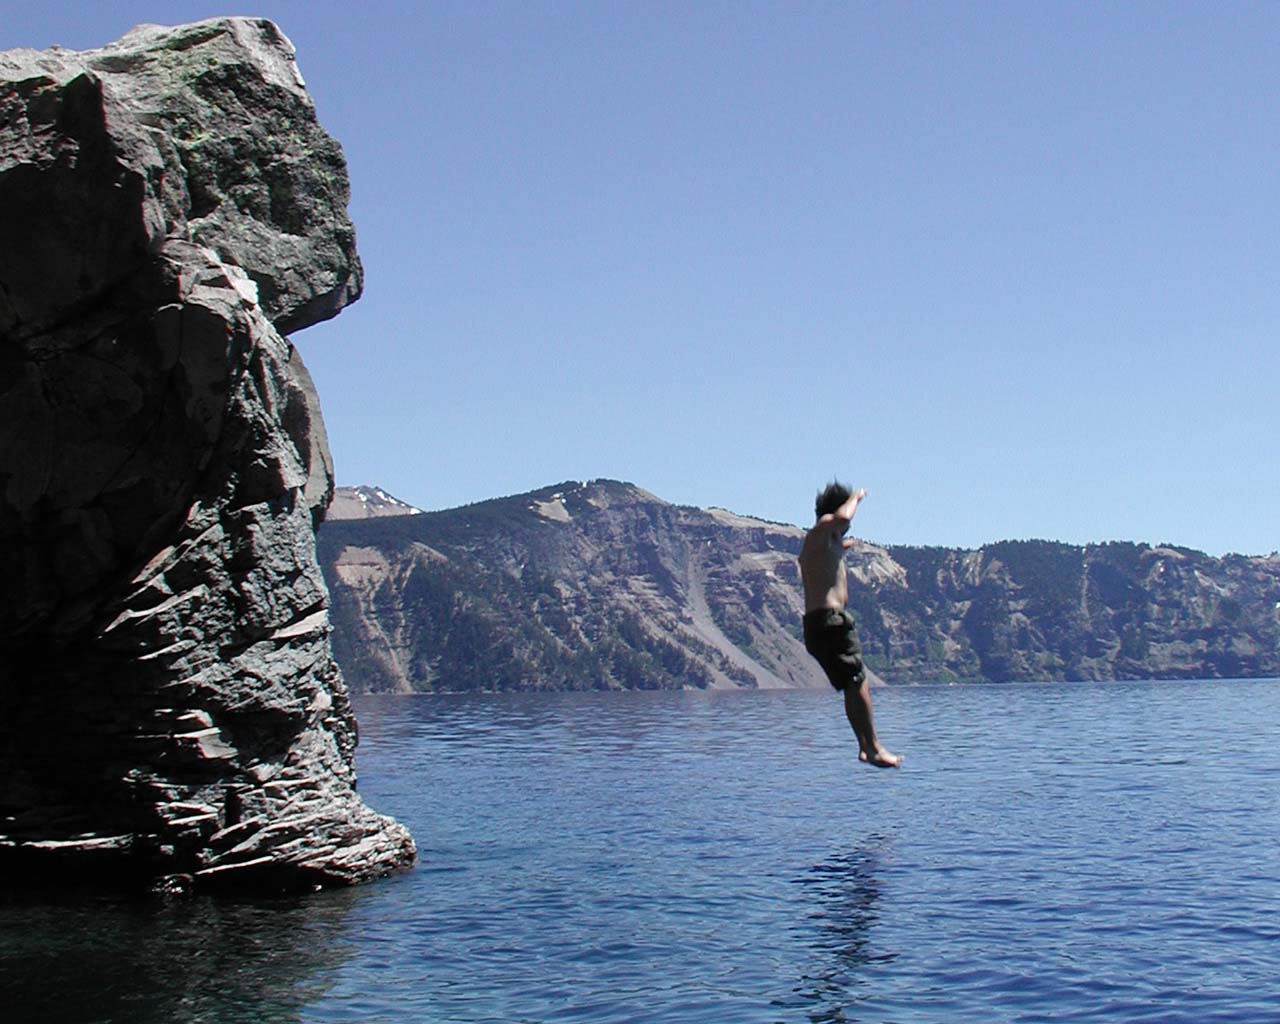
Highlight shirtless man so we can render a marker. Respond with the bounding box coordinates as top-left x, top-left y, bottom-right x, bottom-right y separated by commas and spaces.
799, 481, 901, 768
